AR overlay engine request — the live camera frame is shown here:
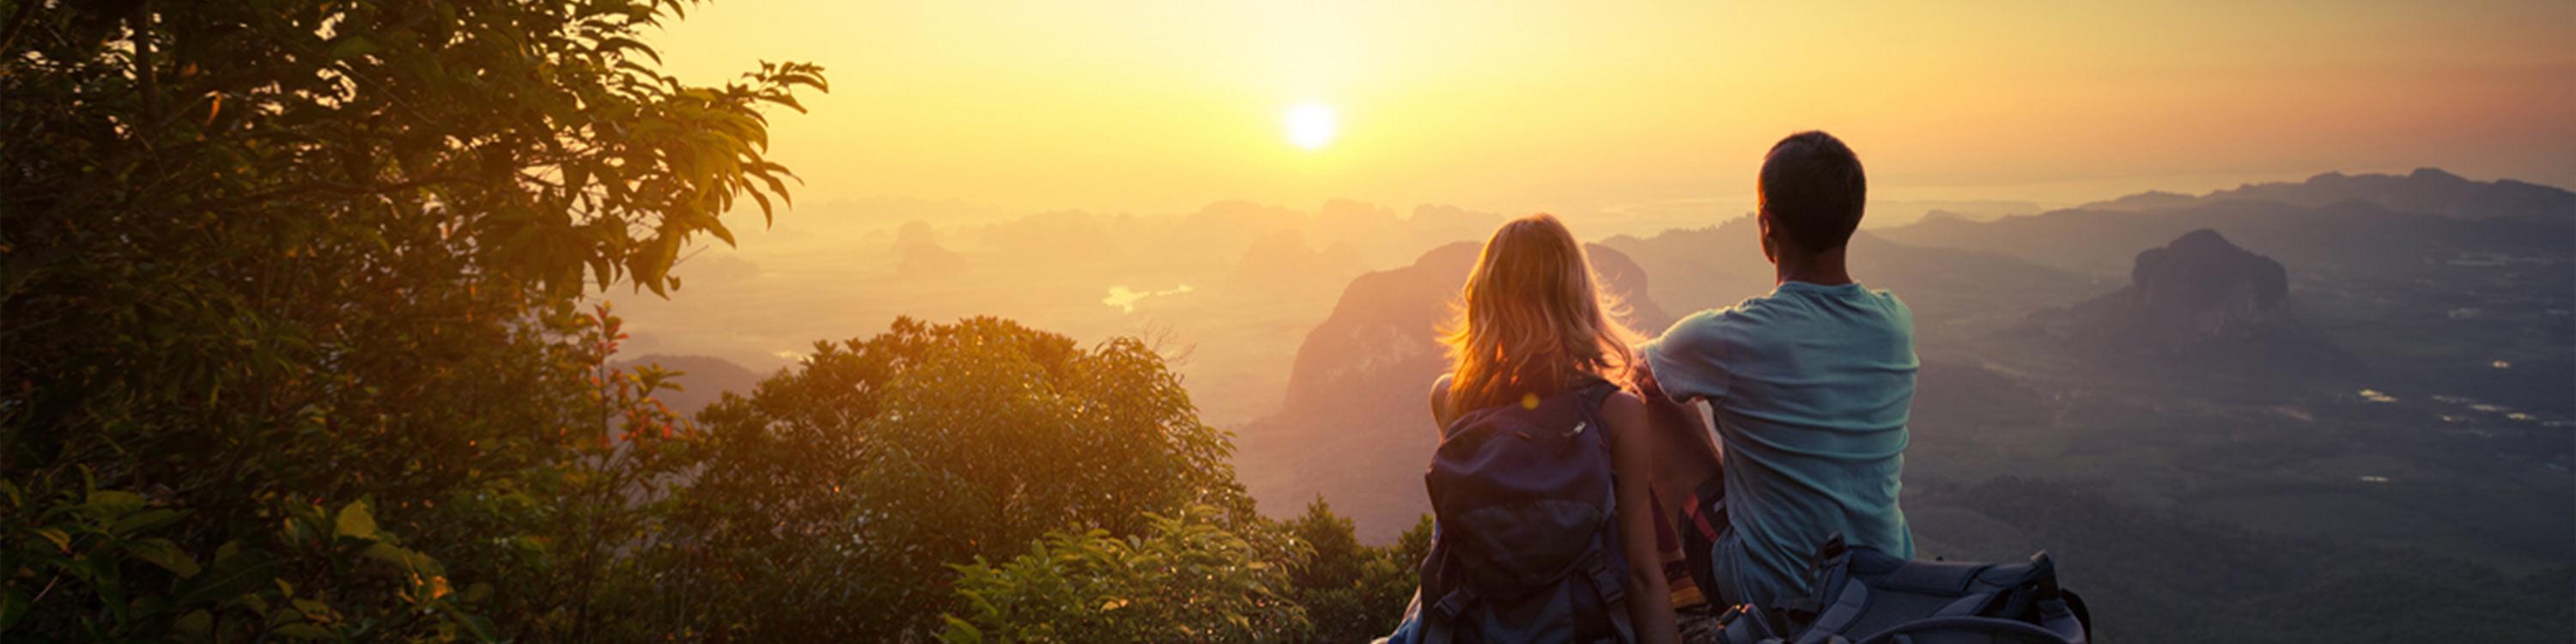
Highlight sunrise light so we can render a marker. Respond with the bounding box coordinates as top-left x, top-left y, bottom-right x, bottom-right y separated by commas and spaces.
1285, 102, 1339, 150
